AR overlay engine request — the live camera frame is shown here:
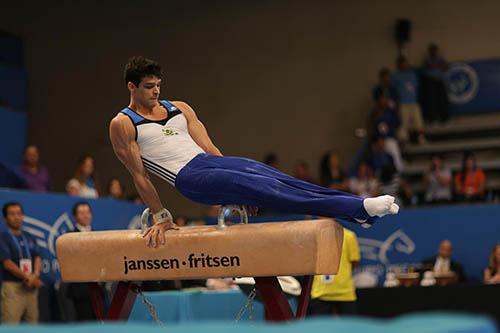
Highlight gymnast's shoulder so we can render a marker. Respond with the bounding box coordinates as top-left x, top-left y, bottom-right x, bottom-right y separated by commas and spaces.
171, 100, 198, 118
